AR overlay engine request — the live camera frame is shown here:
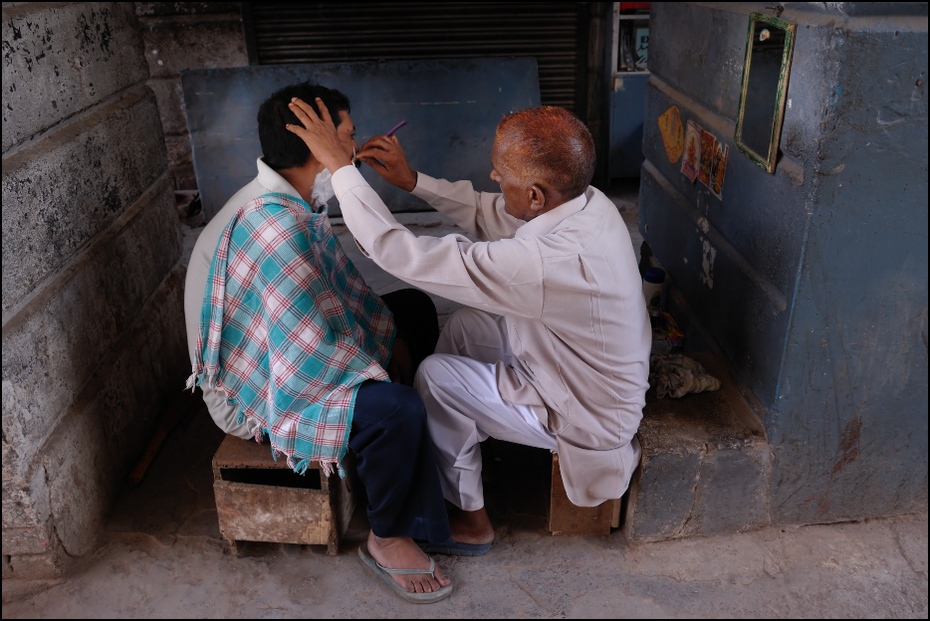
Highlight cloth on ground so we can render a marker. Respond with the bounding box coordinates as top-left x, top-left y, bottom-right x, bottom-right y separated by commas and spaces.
649, 353, 721, 399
